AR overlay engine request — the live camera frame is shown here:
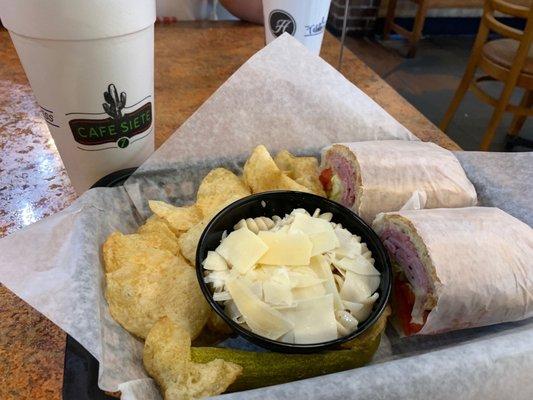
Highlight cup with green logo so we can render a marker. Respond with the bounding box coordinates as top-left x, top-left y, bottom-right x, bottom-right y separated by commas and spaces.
0, 0, 156, 193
